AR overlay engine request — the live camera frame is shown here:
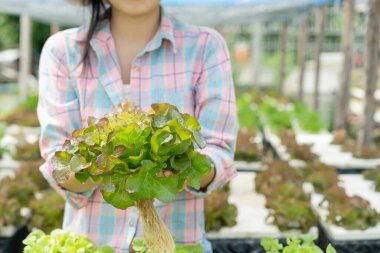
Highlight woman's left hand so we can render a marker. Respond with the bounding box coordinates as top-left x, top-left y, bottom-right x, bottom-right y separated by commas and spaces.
156, 166, 215, 191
